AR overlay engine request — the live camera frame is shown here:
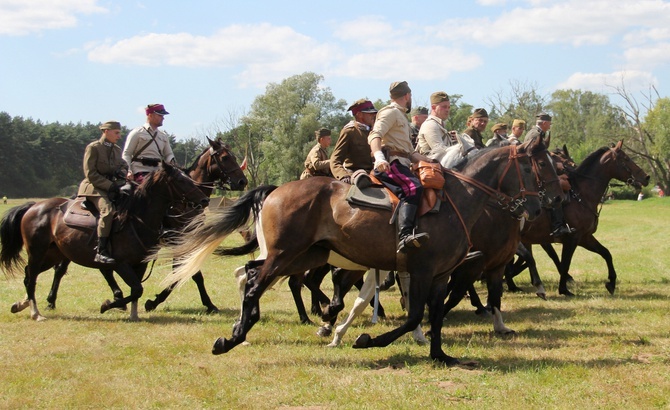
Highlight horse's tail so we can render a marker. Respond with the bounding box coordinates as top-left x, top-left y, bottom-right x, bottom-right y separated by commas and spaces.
162, 185, 277, 288
0, 202, 35, 277
214, 231, 259, 256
